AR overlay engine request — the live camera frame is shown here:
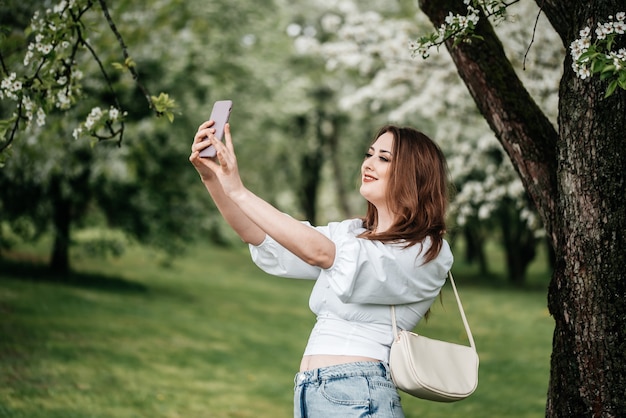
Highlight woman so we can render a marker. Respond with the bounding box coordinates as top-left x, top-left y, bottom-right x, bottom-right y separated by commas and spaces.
189, 121, 453, 417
